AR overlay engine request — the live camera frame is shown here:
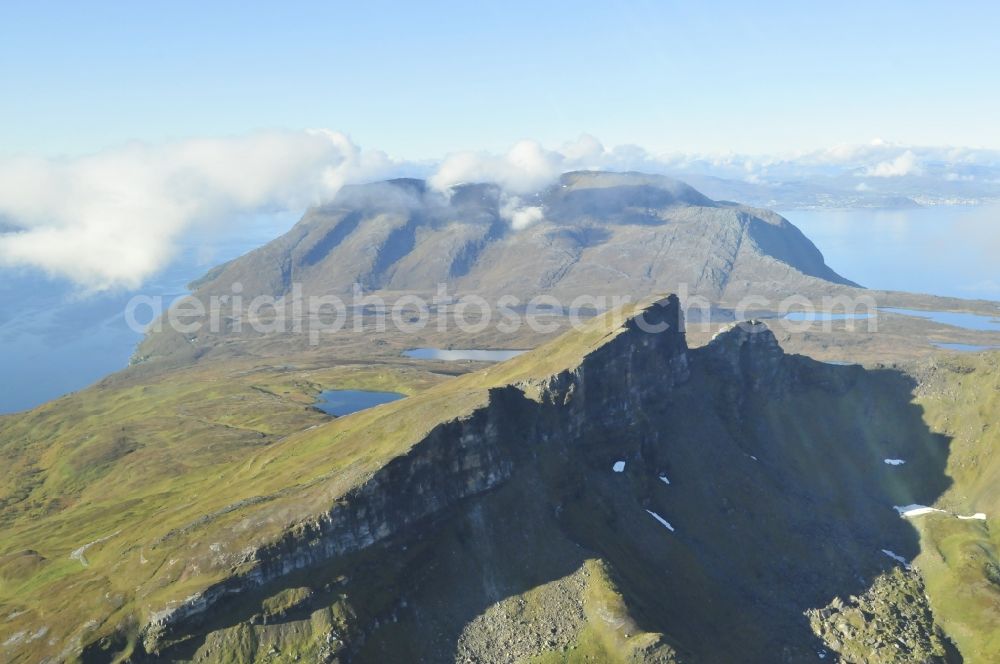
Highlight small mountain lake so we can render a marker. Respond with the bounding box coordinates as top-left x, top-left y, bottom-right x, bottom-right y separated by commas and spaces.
780, 308, 1000, 331
403, 348, 527, 361
931, 342, 1000, 353
315, 390, 405, 416
879, 308, 1000, 332
782, 312, 871, 322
